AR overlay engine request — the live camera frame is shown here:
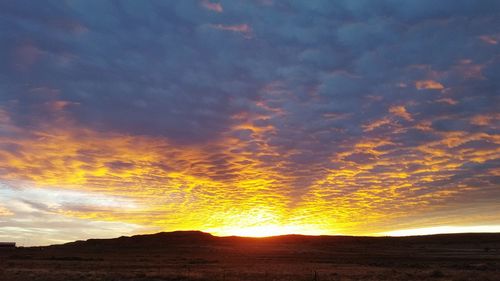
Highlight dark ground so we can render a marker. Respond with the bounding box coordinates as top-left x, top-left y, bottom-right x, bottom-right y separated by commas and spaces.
1, 231, 499, 281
